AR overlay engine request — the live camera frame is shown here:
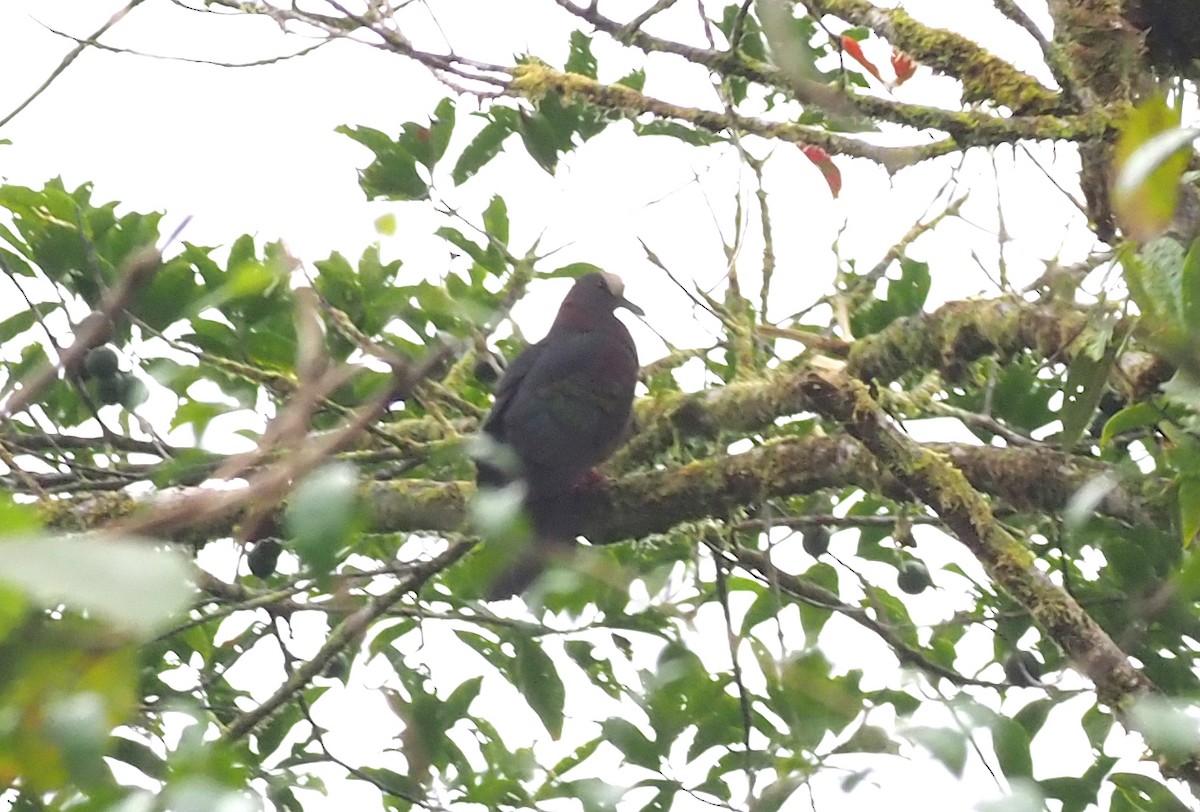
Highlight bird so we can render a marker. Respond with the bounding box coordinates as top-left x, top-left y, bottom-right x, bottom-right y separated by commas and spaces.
474, 271, 642, 598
